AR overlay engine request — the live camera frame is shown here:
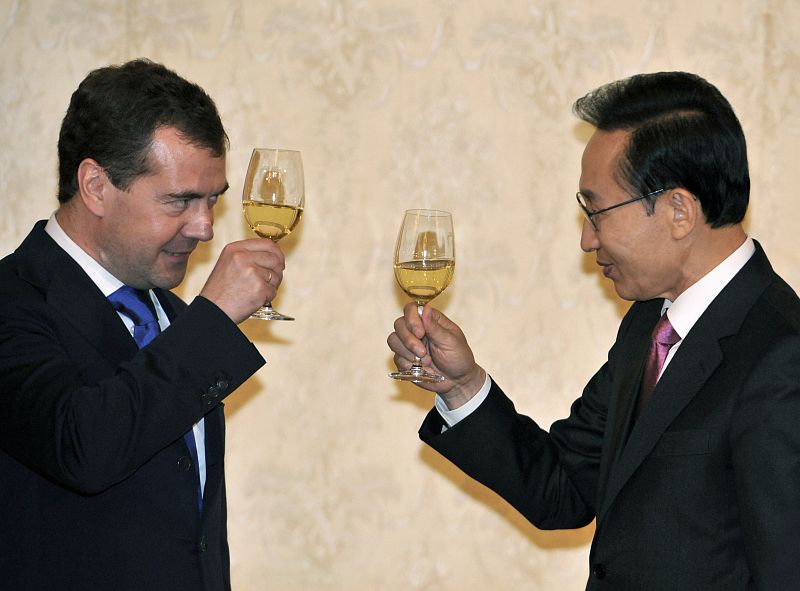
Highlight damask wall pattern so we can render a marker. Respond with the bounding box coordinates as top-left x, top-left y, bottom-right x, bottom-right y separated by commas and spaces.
2, 1, 799, 589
